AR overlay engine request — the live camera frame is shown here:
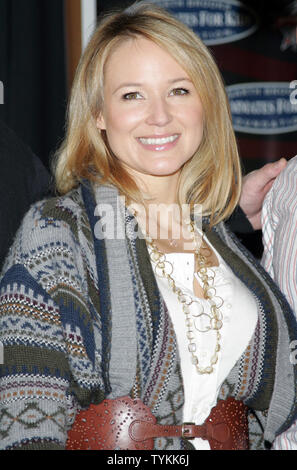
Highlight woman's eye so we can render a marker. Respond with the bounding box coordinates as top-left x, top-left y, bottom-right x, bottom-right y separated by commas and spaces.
170, 88, 189, 96
122, 92, 142, 100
